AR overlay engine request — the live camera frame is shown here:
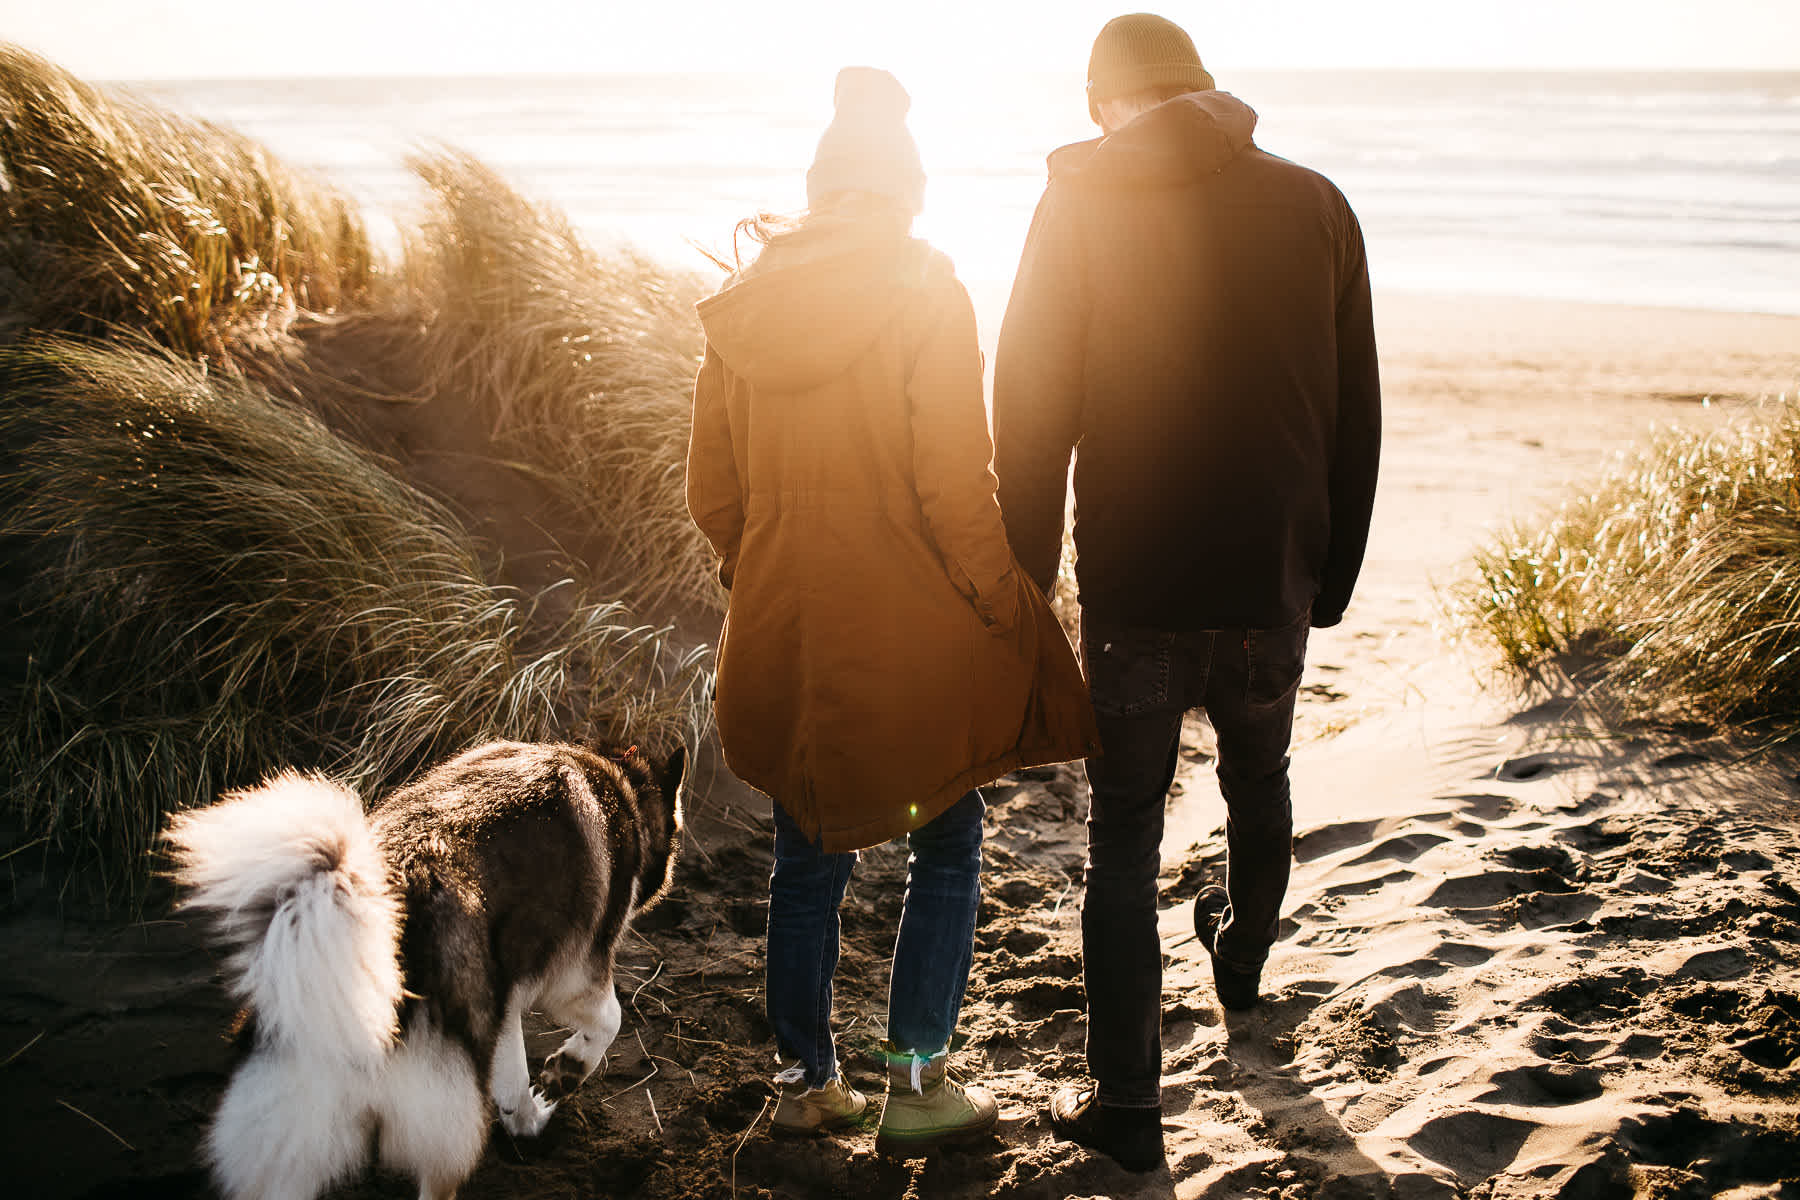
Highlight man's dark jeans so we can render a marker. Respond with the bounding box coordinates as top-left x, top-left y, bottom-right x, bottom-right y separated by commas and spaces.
1079, 610, 1308, 1109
